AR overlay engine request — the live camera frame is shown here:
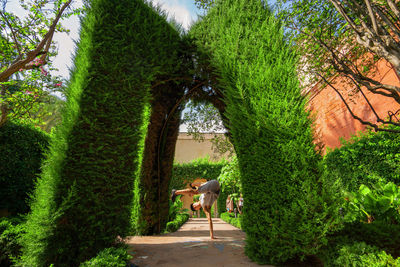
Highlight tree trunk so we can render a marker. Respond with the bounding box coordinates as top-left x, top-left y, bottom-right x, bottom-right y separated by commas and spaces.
0, 83, 9, 128
135, 83, 183, 235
